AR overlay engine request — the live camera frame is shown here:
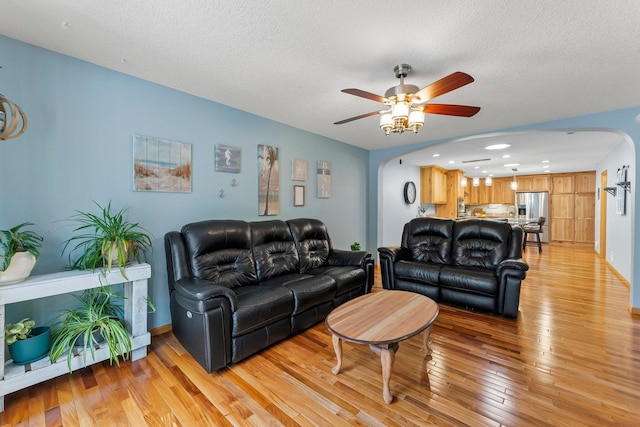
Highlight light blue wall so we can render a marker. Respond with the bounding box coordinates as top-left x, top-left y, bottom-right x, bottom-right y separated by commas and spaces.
369, 108, 640, 311
0, 36, 369, 328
